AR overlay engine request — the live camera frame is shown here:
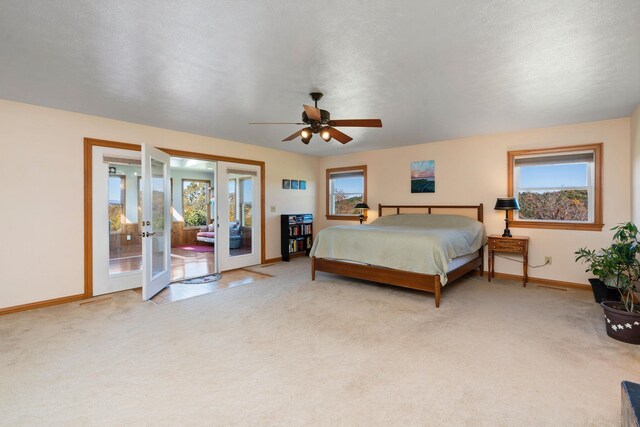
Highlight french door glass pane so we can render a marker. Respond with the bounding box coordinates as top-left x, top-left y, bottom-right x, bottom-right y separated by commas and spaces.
229, 174, 252, 257
108, 162, 142, 275
151, 159, 167, 278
